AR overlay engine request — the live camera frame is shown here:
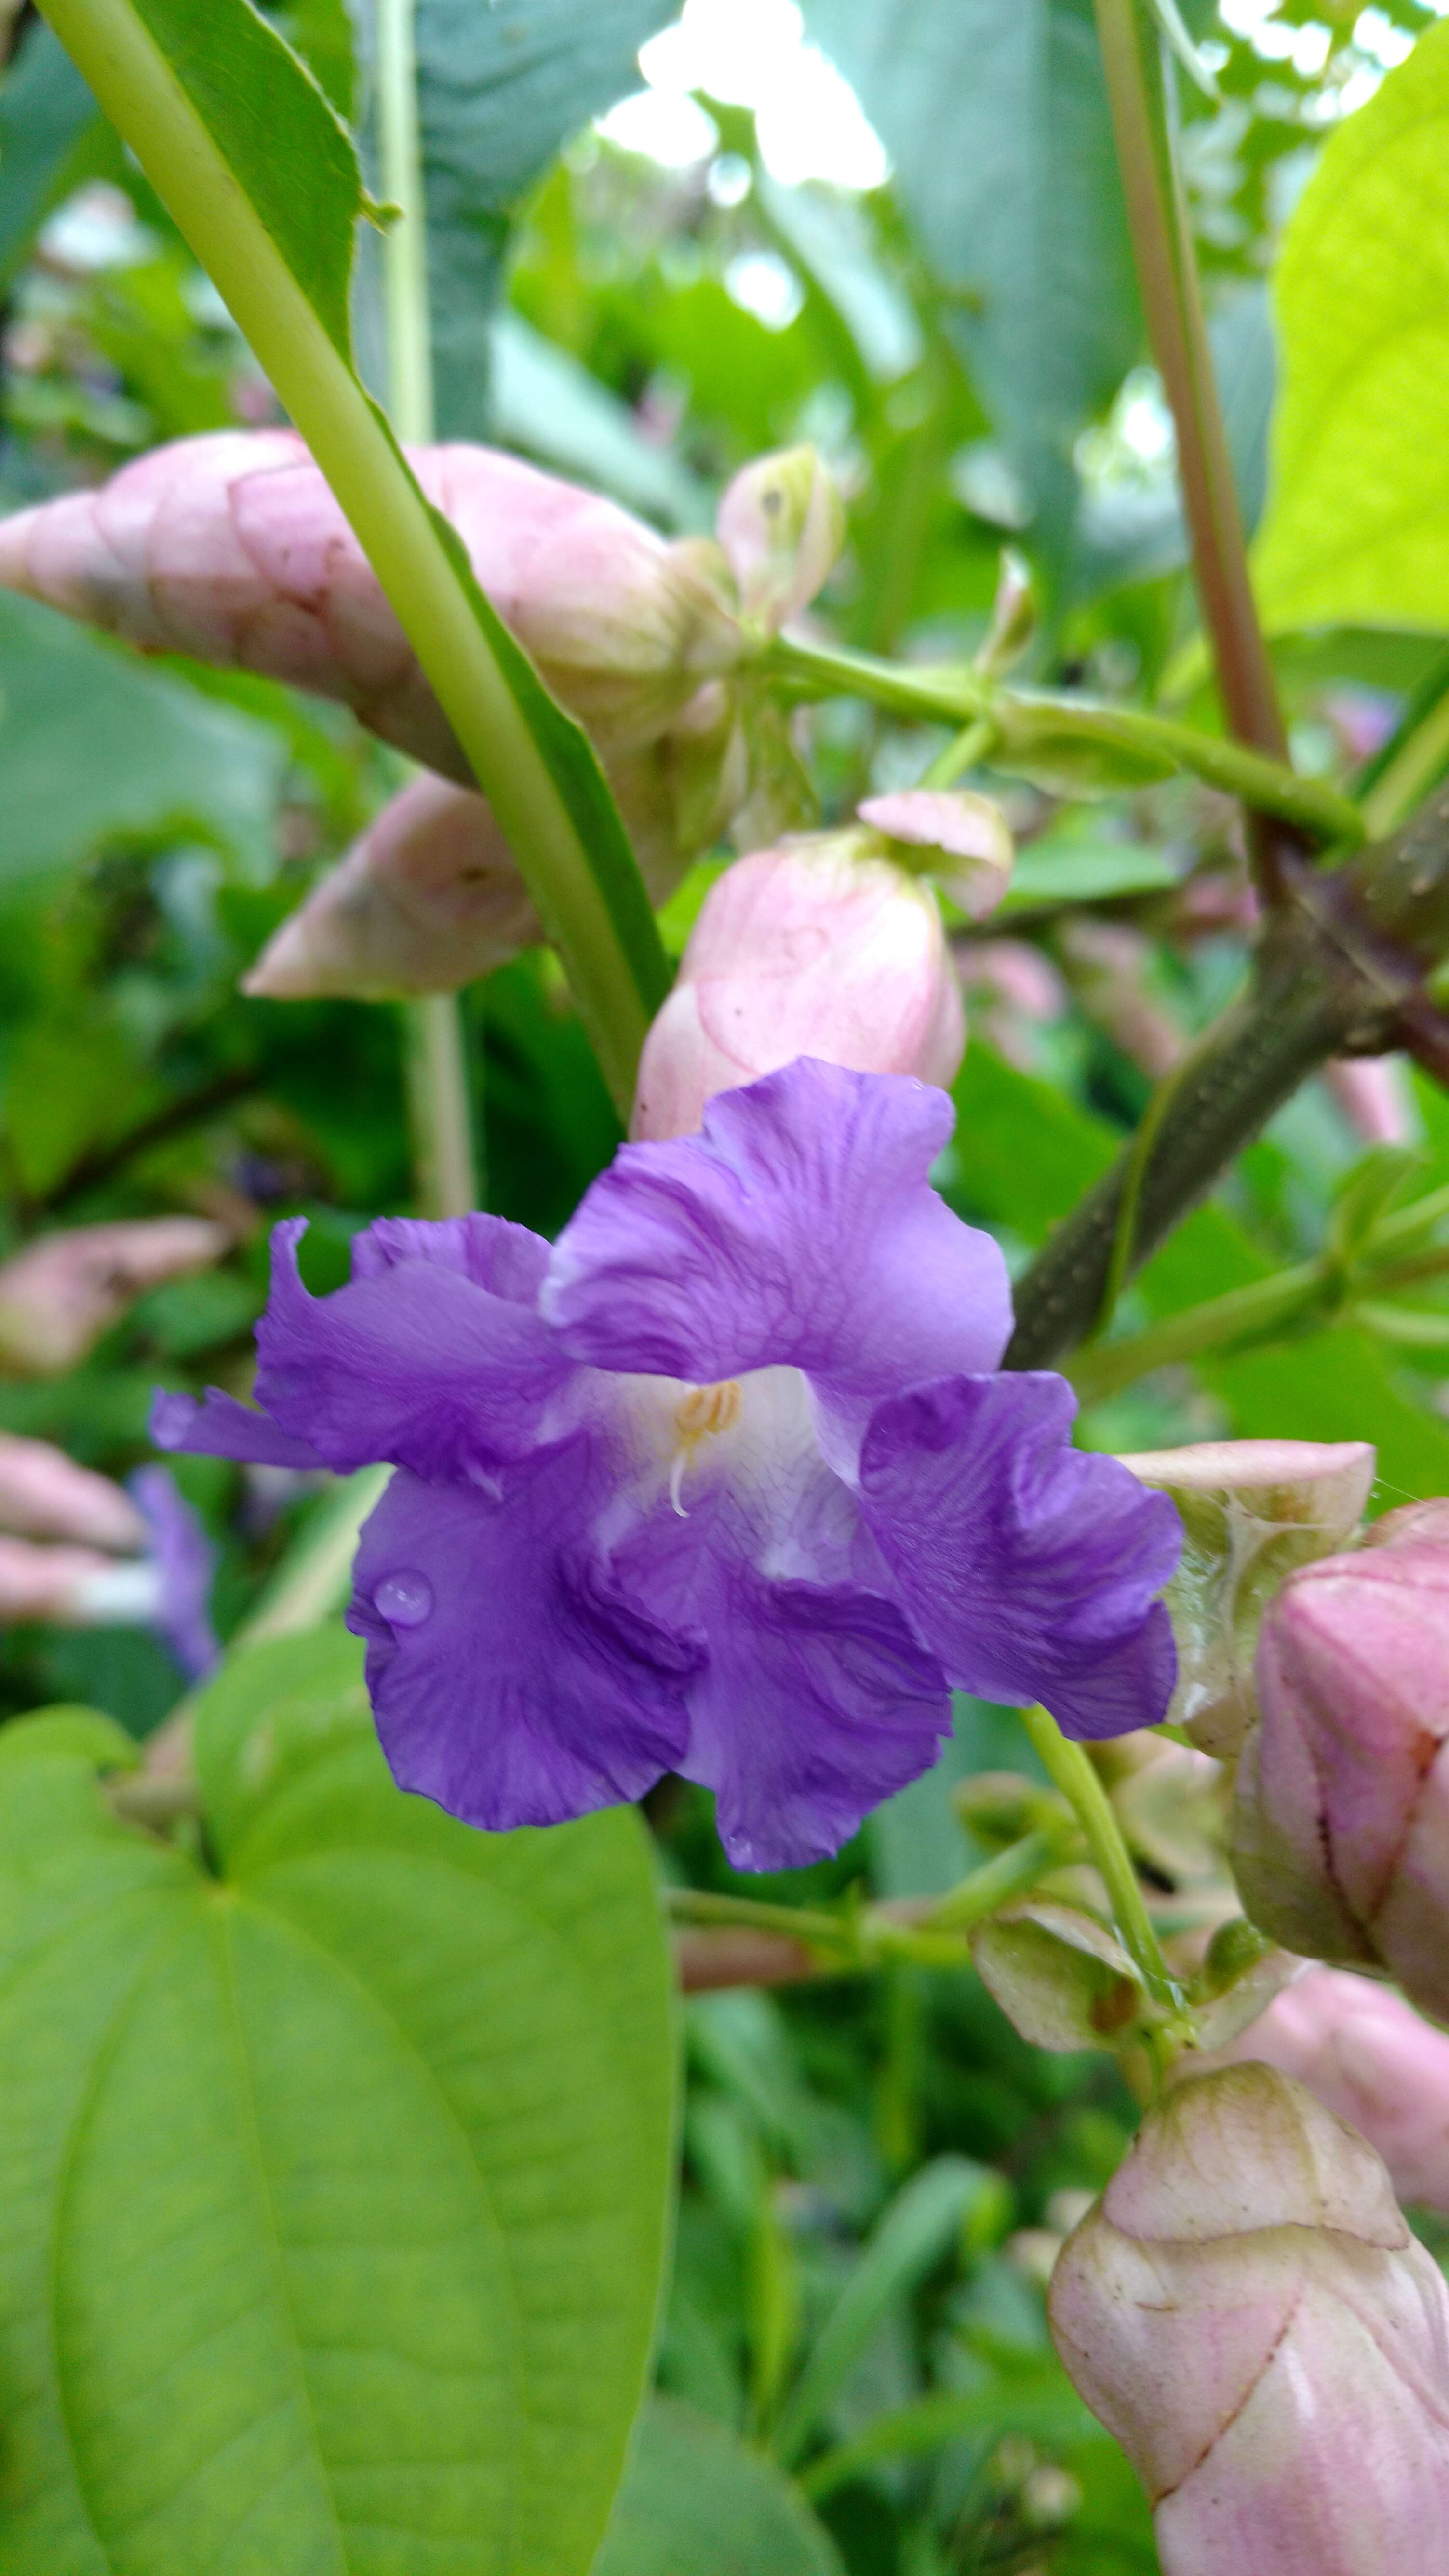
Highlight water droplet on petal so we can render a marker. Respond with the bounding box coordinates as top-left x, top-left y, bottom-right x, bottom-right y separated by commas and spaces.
375, 1569, 433, 1630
